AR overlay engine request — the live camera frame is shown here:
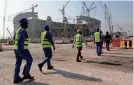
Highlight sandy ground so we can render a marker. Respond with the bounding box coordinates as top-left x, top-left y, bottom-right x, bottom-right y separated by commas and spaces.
0, 43, 133, 85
